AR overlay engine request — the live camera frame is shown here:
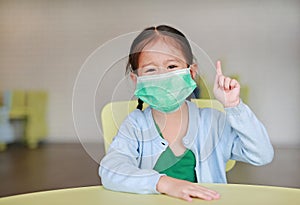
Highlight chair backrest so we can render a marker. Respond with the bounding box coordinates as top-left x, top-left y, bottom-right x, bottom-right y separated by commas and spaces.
101, 99, 235, 172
